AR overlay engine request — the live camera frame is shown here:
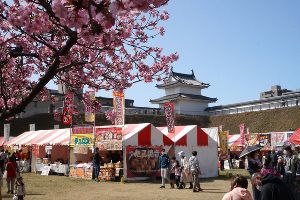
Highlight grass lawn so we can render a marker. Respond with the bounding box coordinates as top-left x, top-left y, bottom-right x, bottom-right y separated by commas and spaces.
1, 169, 252, 200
